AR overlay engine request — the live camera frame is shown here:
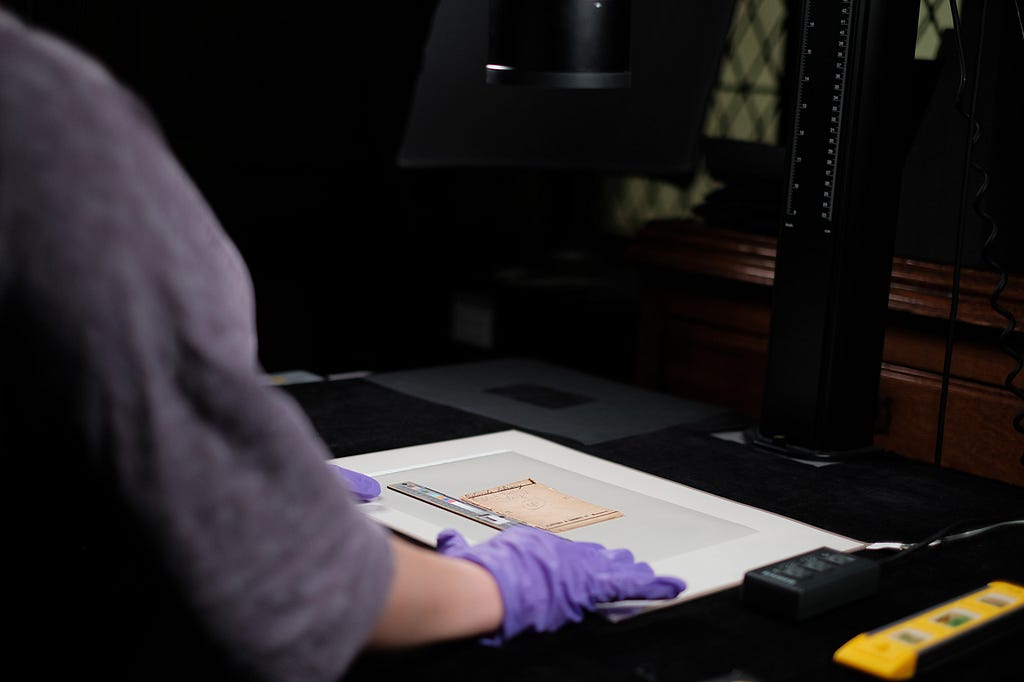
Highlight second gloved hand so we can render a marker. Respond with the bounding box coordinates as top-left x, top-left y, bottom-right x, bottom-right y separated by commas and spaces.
436, 526, 685, 645
328, 463, 381, 502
